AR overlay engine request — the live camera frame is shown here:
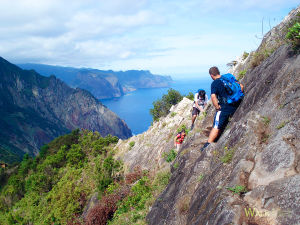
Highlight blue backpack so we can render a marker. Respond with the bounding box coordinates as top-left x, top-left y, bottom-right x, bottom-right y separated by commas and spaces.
220, 73, 244, 104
